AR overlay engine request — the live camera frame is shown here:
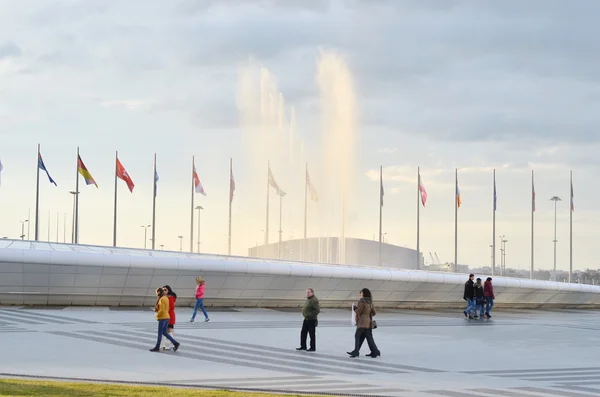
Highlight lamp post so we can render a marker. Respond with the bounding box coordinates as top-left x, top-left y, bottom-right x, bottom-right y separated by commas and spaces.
69, 191, 79, 243
141, 225, 151, 249
195, 205, 203, 253
499, 235, 505, 276
160, 244, 164, 250
550, 196, 561, 281
178, 236, 183, 251
502, 238, 508, 274
20, 220, 28, 240
489, 244, 493, 271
